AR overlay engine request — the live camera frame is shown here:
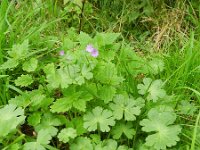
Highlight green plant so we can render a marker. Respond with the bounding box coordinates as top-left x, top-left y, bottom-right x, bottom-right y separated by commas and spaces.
1, 0, 200, 150
0, 29, 184, 150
